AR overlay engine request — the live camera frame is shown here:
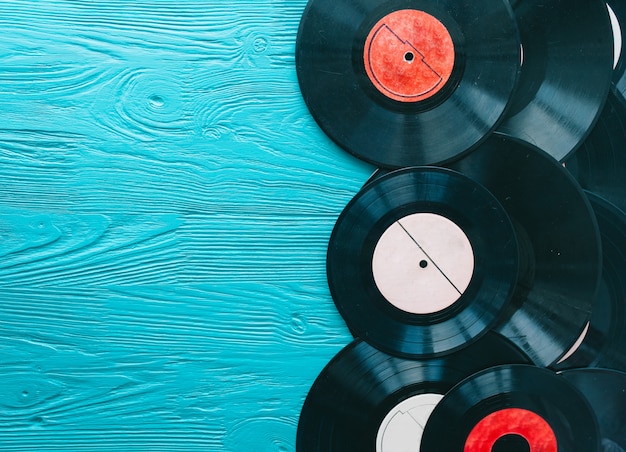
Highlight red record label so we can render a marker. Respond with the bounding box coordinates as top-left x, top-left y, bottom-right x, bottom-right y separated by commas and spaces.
464, 408, 557, 452
364, 9, 455, 102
